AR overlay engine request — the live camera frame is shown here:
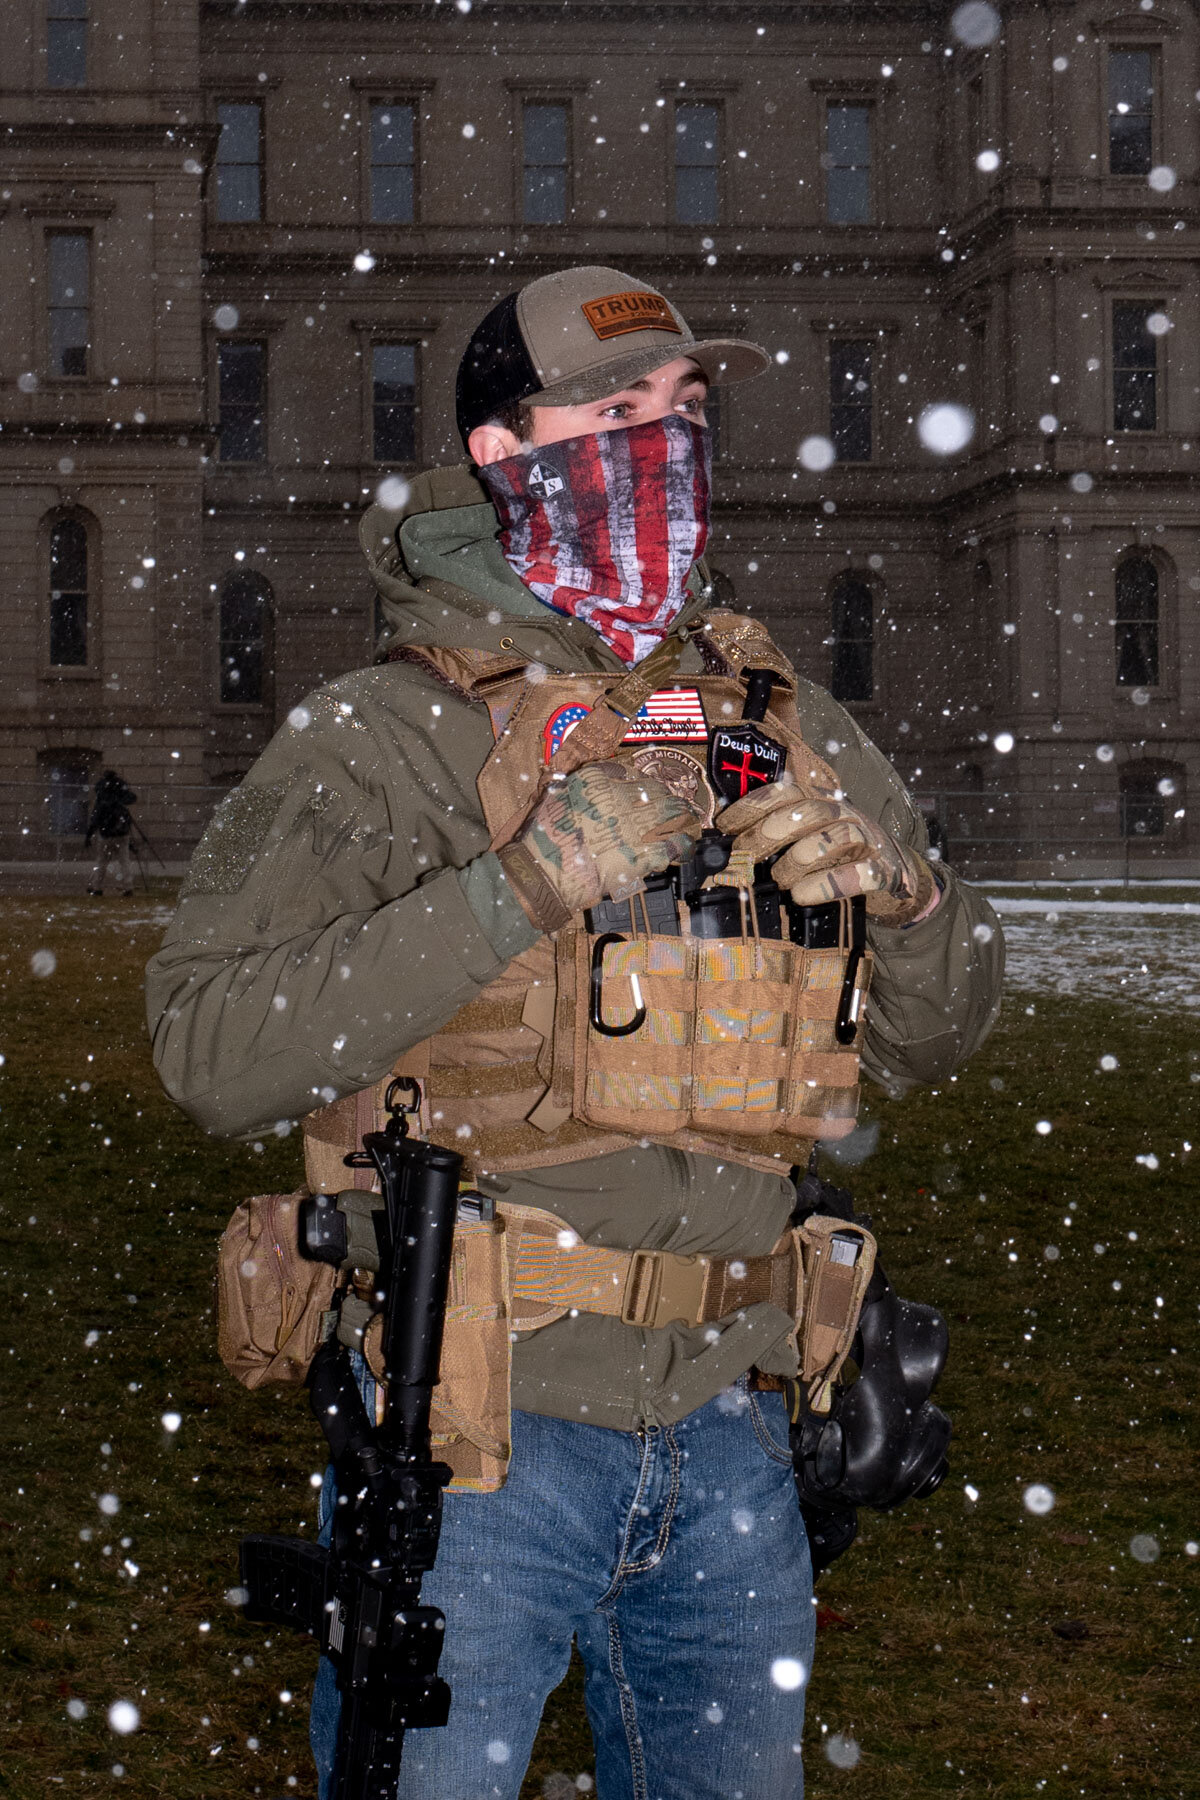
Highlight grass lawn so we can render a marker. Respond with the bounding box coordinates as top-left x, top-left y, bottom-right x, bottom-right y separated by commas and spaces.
0, 890, 1195, 1798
